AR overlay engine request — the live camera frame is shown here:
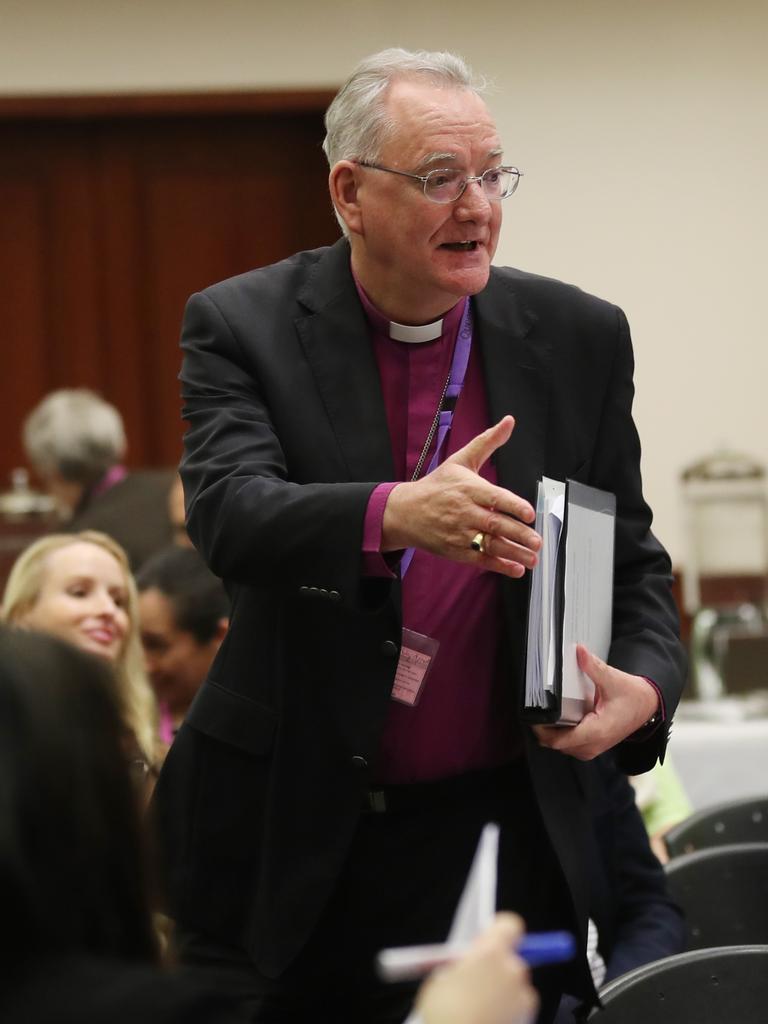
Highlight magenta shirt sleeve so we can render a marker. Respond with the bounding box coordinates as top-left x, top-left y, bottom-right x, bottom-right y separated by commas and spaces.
361, 481, 402, 578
